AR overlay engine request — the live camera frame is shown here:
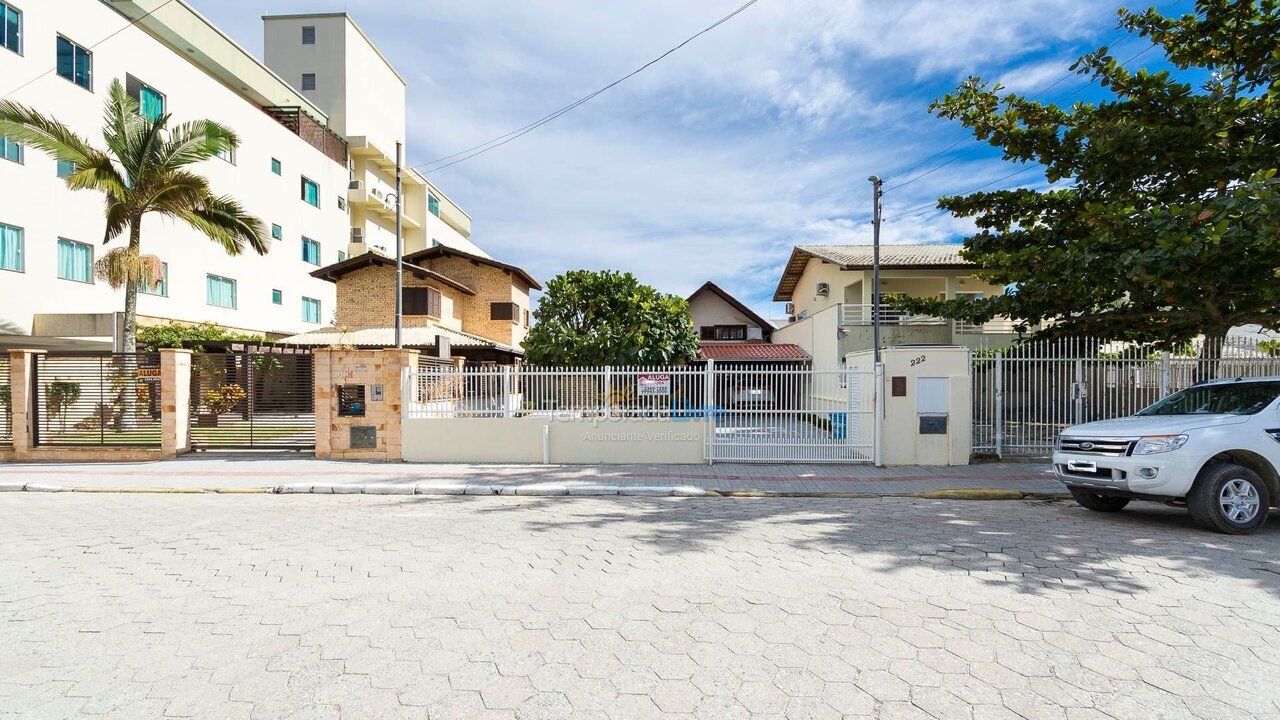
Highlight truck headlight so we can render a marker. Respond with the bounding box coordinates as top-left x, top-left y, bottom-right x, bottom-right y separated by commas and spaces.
1132, 434, 1188, 455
